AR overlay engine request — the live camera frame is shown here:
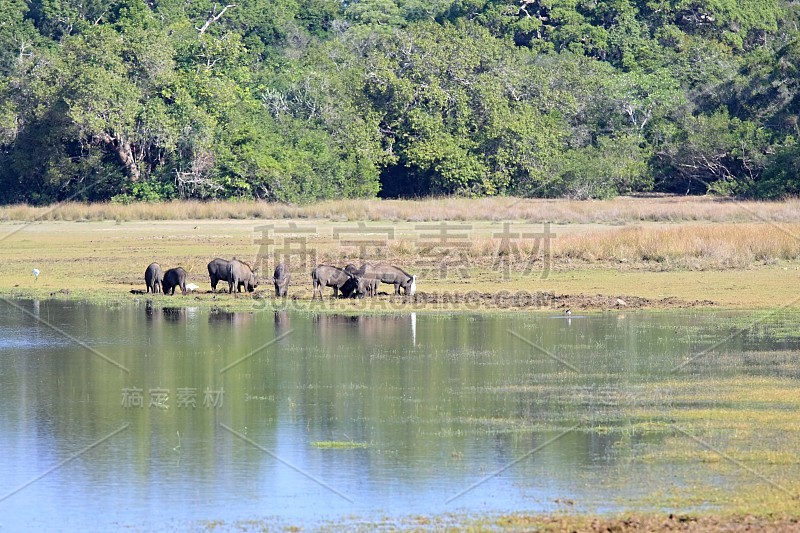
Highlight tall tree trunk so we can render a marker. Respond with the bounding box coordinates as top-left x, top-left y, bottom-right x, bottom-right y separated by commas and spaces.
115, 137, 140, 181
99, 133, 140, 181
